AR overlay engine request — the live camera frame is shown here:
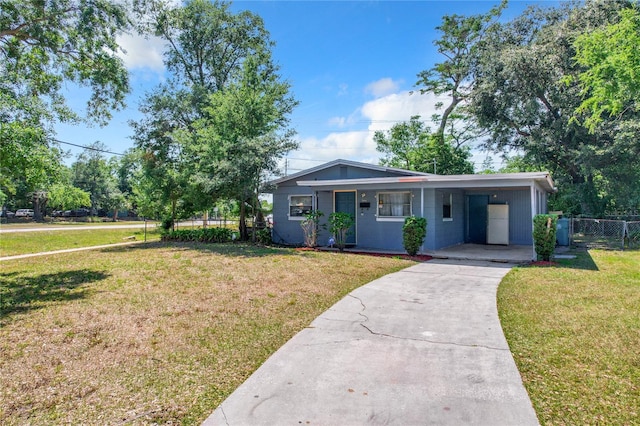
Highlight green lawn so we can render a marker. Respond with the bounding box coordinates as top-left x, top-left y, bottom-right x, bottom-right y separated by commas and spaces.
0, 243, 414, 424
0, 228, 161, 257
498, 249, 640, 425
